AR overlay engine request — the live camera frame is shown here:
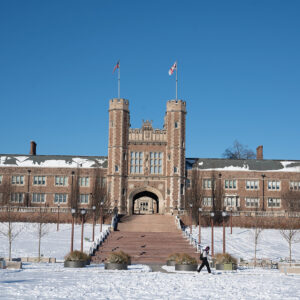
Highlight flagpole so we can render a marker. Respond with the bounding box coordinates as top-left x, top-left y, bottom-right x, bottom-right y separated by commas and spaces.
176, 61, 178, 100
118, 60, 120, 99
